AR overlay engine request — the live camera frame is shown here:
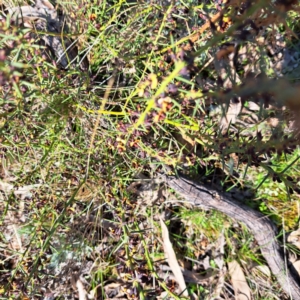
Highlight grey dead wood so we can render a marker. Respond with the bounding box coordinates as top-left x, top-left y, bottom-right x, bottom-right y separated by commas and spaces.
164, 174, 300, 300
7, 0, 88, 70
